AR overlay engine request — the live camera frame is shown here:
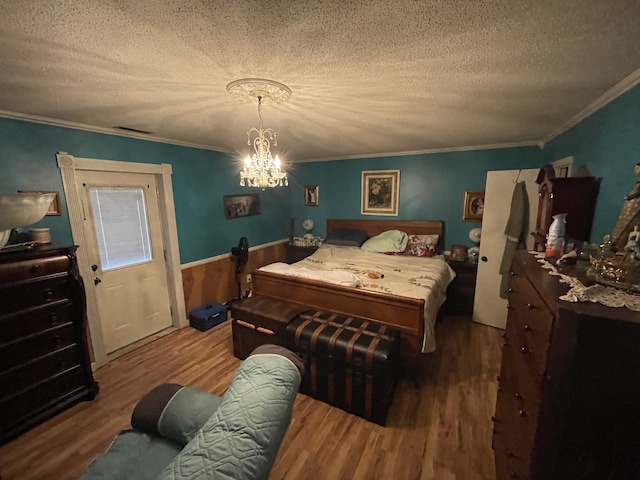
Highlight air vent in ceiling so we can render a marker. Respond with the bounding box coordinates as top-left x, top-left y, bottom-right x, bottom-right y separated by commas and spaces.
113, 126, 153, 134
